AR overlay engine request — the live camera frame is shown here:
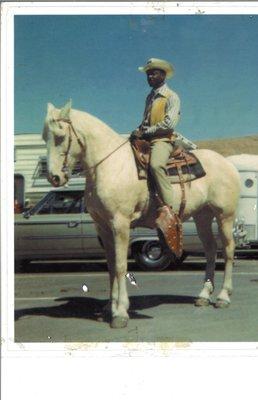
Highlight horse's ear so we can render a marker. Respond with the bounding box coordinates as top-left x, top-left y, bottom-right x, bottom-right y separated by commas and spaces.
47, 103, 55, 115
60, 99, 72, 119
